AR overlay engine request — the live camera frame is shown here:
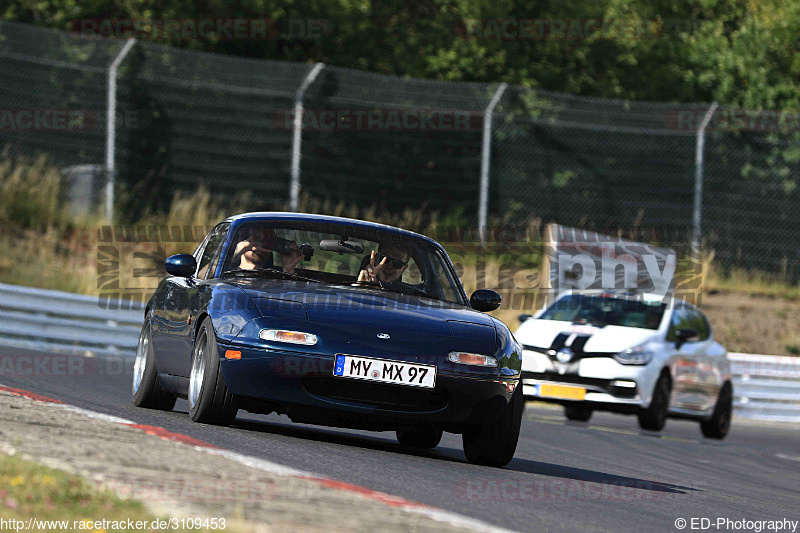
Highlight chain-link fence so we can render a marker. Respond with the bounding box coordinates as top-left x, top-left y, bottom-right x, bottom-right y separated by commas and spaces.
1, 20, 798, 279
